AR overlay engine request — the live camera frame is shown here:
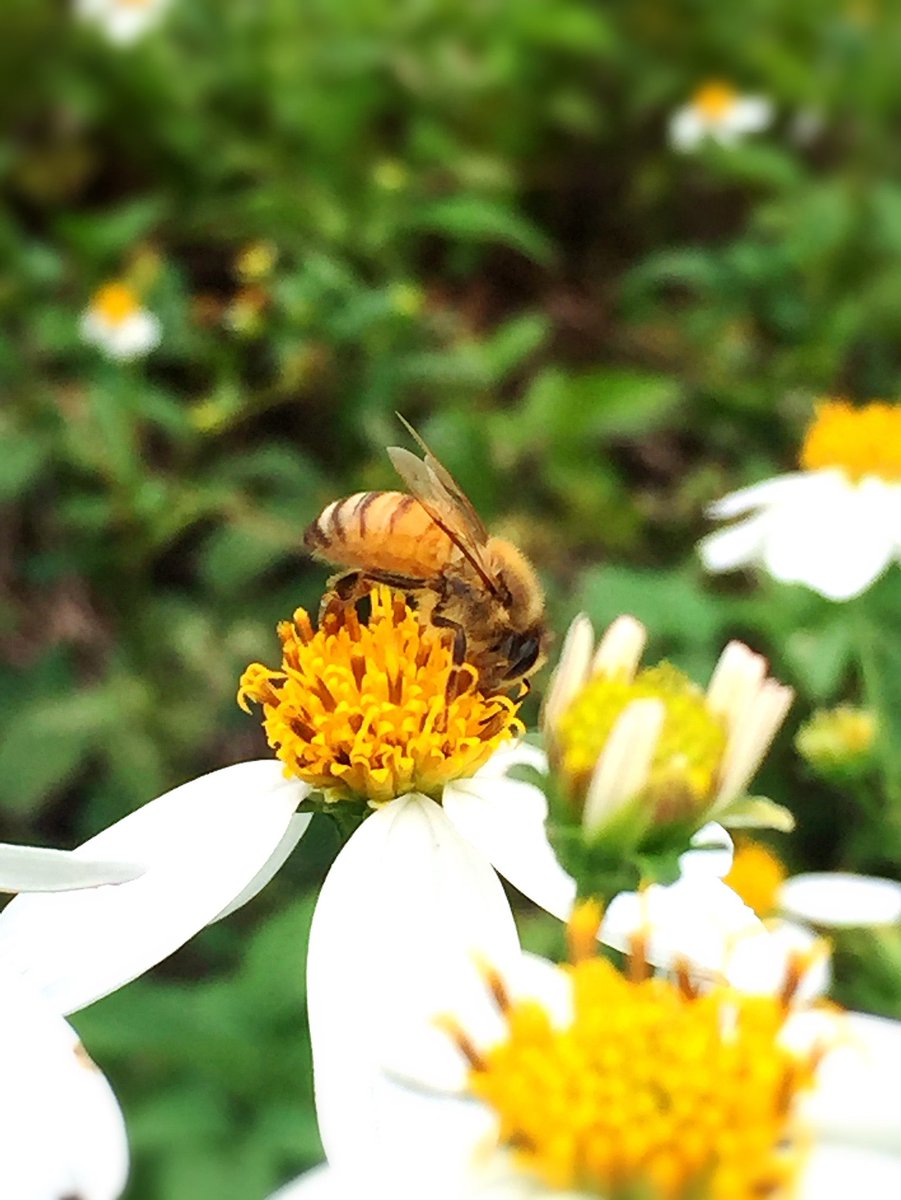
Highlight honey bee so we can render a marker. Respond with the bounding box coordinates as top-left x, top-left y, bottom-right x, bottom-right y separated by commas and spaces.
304, 417, 549, 693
